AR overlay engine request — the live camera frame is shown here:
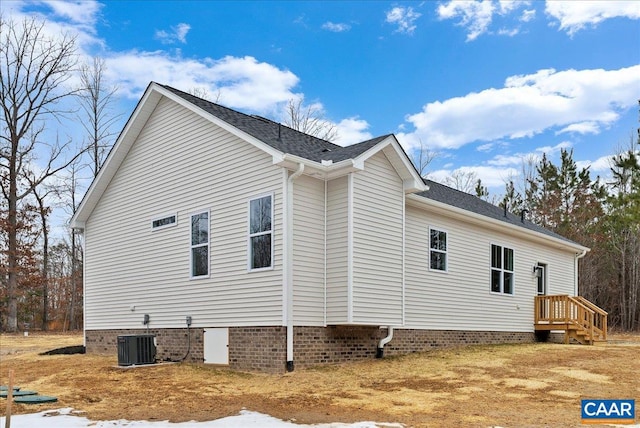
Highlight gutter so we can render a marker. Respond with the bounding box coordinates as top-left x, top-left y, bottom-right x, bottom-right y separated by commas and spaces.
285, 163, 304, 372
